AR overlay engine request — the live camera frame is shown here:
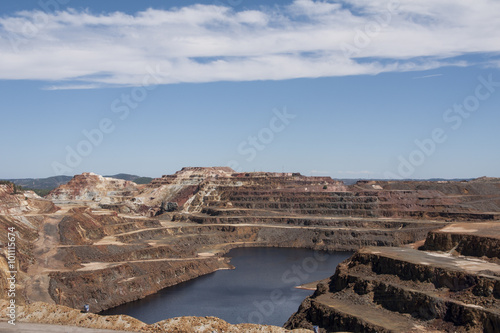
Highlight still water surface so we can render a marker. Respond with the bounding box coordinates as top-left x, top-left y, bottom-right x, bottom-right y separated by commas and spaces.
101, 247, 352, 326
